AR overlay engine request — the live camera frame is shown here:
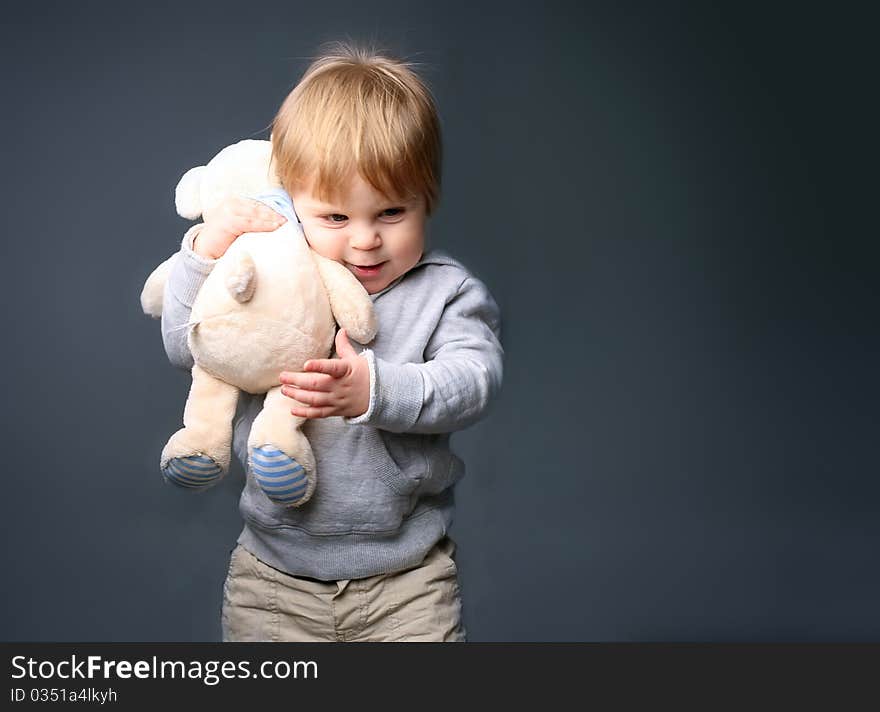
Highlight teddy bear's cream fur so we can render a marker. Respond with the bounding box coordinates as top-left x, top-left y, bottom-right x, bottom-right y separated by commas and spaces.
141, 139, 377, 507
